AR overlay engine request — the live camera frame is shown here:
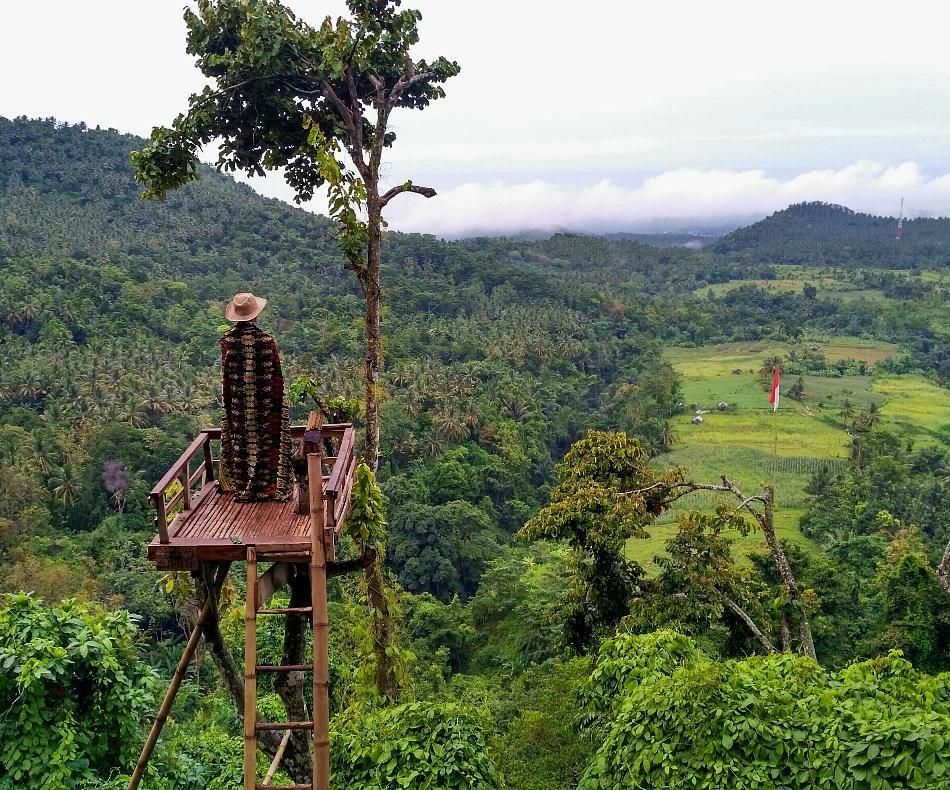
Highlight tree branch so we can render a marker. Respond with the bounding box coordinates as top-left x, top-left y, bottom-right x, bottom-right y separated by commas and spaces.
622, 478, 767, 520
389, 68, 432, 103
720, 591, 777, 653
319, 78, 368, 175
623, 476, 816, 660
328, 546, 377, 577
938, 536, 950, 594
345, 68, 364, 154
380, 182, 437, 207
